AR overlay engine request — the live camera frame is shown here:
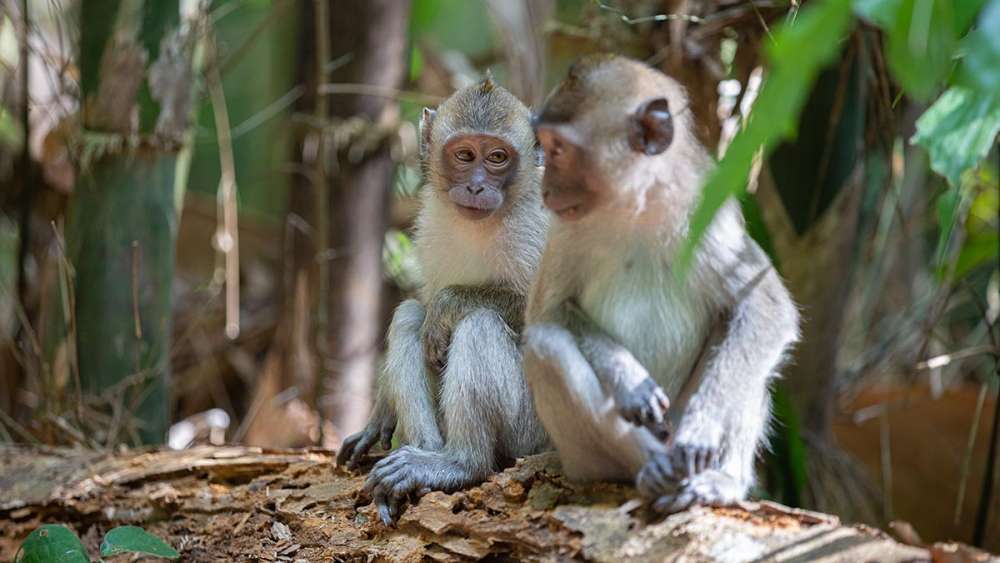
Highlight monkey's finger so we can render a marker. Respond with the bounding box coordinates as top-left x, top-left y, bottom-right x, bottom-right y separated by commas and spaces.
654, 388, 670, 411
671, 447, 692, 478
379, 425, 395, 451
638, 461, 669, 495
377, 502, 395, 527
369, 465, 409, 495
709, 447, 722, 470
348, 432, 378, 469
686, 449, 697, 477
648, 400, 665, 425
387, 482, 409, 523
371, 452, 409, 476
694, 448, 710, 474
387, 496, 401, 523
390, 477, 417, 511
336, 432, 363, 467
650, 421, 671, 442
